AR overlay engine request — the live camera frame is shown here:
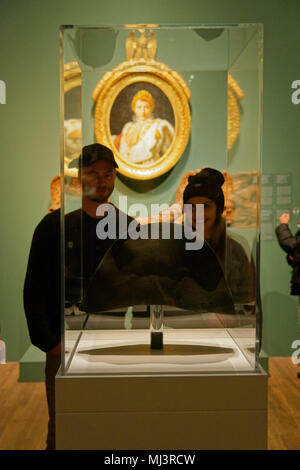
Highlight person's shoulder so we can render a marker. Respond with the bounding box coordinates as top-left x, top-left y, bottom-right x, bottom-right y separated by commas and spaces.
30, 209, 61, 243
35, 209, 61, 231
275, 223, 295, 242
65, 208, 81, 222
276, 222, 291, 233
35, 208, 82, 232
155, 118, 166, 125
122, 121, 133, 132
155, 118, 174, 130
